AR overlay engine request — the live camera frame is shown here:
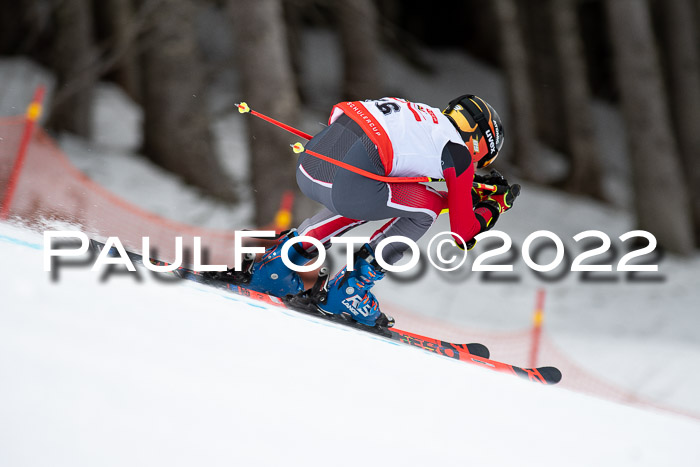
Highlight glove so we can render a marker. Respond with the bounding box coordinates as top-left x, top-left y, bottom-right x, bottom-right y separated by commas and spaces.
472, 183, 520, 236
474, 169, 509, 187
454, 237, 477, 251
474, 170, 511, 202
481, 183, 521, 215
